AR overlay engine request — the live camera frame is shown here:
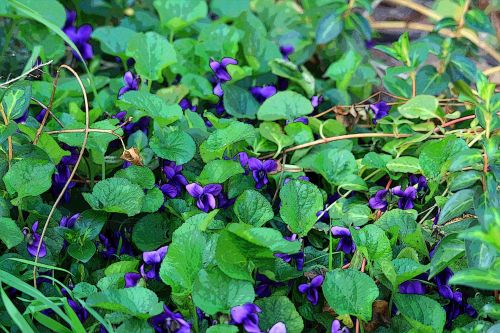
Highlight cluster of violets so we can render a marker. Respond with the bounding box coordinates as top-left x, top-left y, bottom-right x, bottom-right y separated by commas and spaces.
368, 174, 428, 211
